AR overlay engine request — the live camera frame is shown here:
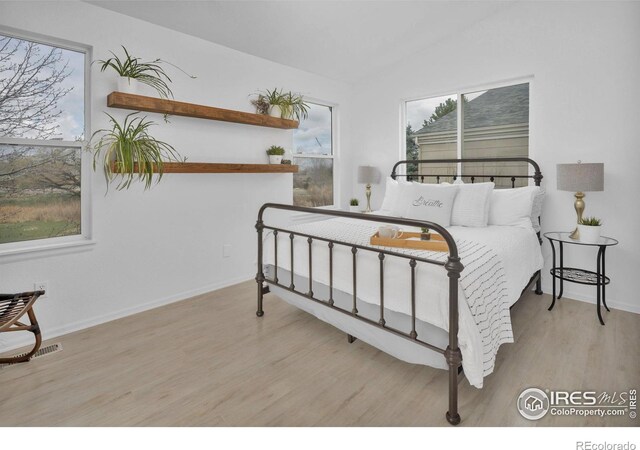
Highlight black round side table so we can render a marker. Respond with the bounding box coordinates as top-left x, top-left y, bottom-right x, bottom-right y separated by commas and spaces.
544, 232, 618, 325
